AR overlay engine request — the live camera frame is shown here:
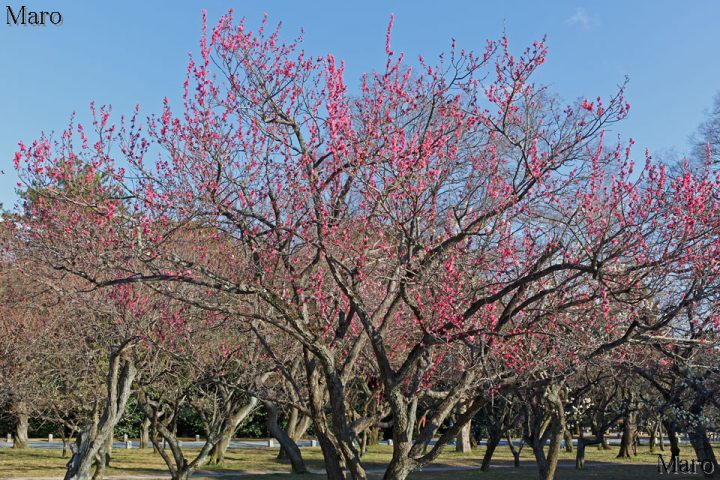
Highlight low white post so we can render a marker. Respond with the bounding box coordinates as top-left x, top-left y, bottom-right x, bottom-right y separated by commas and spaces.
195, 434, 200, 442
6, 433, 11, 443
178, 440, 183, 447
123, 434, 128, 443
48, 434, 53, 442
387, 439, 393, 446
267, 438, 277, 447
310, 439, 318, 447
126, 440, 132, 449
